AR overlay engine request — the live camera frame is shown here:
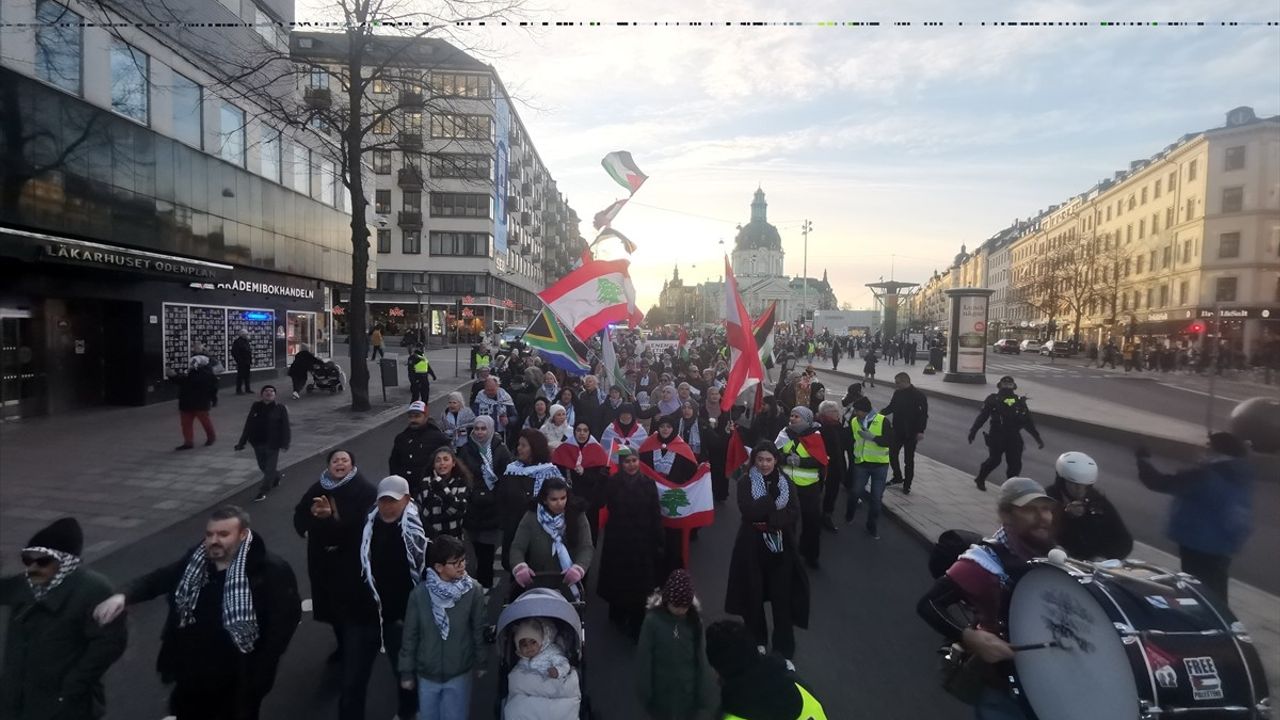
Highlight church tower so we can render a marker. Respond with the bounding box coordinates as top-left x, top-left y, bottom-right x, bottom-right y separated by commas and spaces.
732, 187, 785, 278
